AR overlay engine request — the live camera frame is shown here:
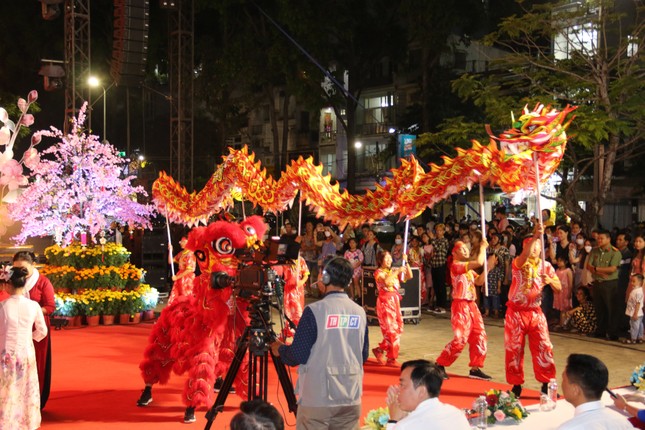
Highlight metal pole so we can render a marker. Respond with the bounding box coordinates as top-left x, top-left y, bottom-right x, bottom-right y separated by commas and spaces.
298, 196, 303, 236
102, 86, 107, 142
402, 219, 410, 256
479, 183, 488, 297
533, 152, 546, 270
166, 214, 175, 277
